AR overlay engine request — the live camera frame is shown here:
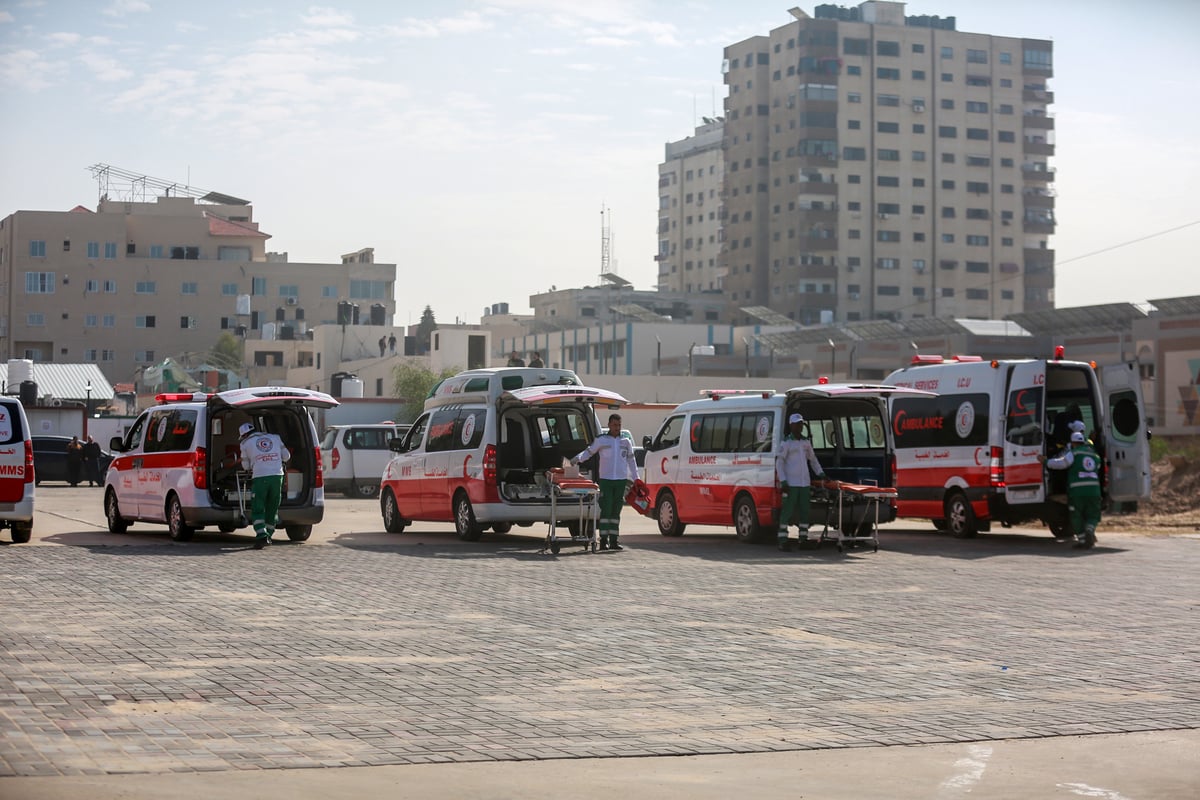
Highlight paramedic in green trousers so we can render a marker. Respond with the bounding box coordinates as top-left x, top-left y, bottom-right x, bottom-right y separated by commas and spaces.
776, 413, 827, 551
572, 413, 639, 551
1039, 430, 1101, 549
239, 421, 291, 550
